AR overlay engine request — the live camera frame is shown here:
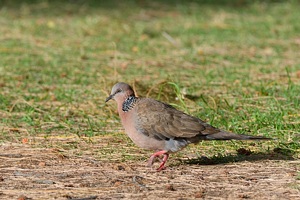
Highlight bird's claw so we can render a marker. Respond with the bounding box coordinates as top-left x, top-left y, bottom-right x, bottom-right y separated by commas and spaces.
147, 151, 169, 171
